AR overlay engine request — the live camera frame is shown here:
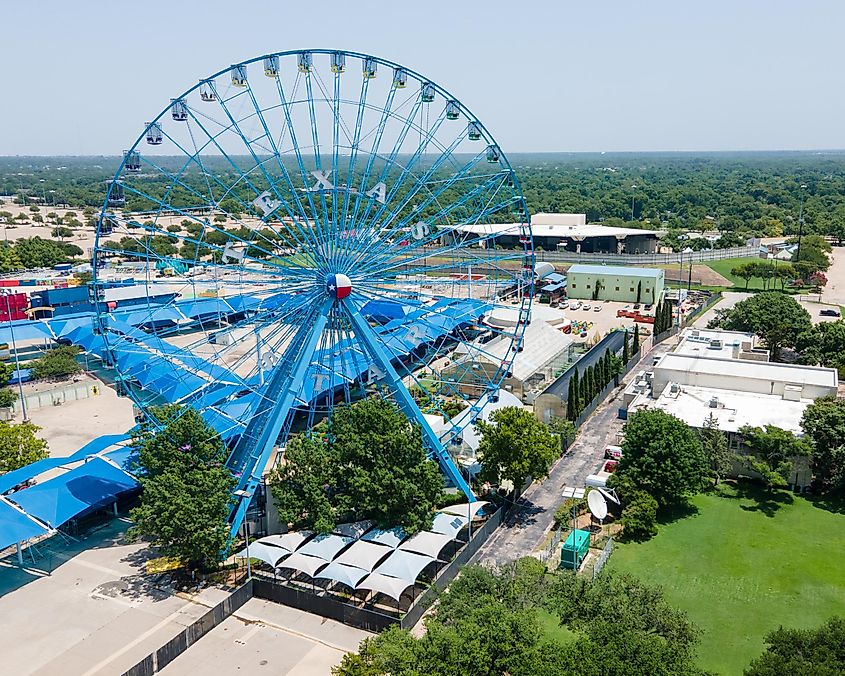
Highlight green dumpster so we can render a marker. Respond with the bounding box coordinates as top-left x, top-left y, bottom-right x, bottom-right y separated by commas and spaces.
560, 529, 590, 570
